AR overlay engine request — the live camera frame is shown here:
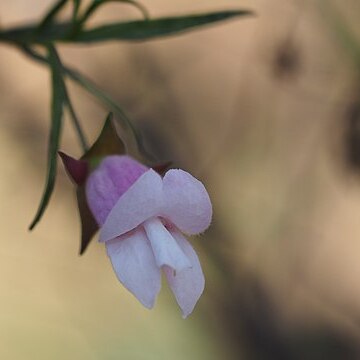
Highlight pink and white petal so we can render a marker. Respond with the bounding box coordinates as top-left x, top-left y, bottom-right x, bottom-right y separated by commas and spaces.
86, 155, 148, 226
106, 228, 161, 309
162, 169, 212, 235
143, 218, 191, 272
164, 229, 205, 318
100, 169, 163, 242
